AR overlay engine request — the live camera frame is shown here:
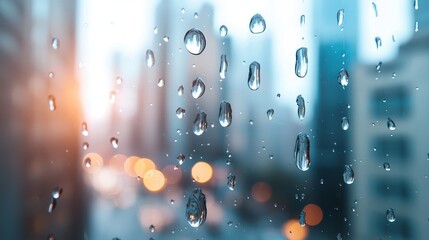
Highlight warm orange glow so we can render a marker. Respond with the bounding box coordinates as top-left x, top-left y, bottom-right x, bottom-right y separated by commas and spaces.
124, 156, 140, 177
191, 161, 213, 183
143, 169, 166, 192
162, 165, 182, 185
282, 219, 309, 240
135, 158, 156, 177
303, 204, 323, 226
251, 182, 272, 203
109, 154, 127, 173
82, 152, 103, 173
